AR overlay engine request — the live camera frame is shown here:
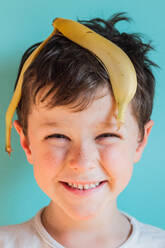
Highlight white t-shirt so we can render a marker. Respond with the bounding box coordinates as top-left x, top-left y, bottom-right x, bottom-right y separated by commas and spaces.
0, 207, 165, 248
